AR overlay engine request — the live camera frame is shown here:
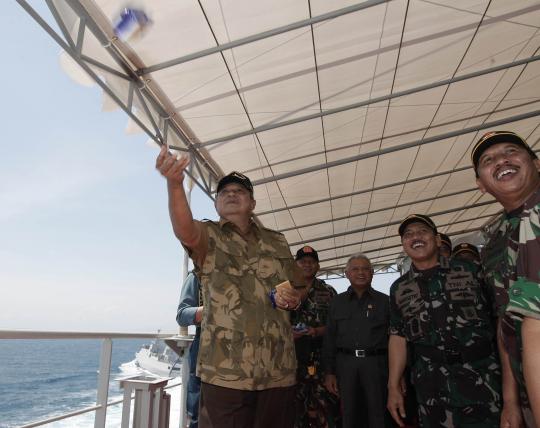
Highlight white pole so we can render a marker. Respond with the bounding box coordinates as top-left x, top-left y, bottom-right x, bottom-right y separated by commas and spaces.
94, 338, 112, 428
179, 174, 194, 428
